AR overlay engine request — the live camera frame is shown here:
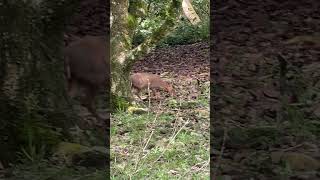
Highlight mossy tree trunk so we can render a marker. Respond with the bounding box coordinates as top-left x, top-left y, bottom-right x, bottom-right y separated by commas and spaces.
110, 0, 182, 100
110, 0, 131, 99
0, 0, 79, 165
